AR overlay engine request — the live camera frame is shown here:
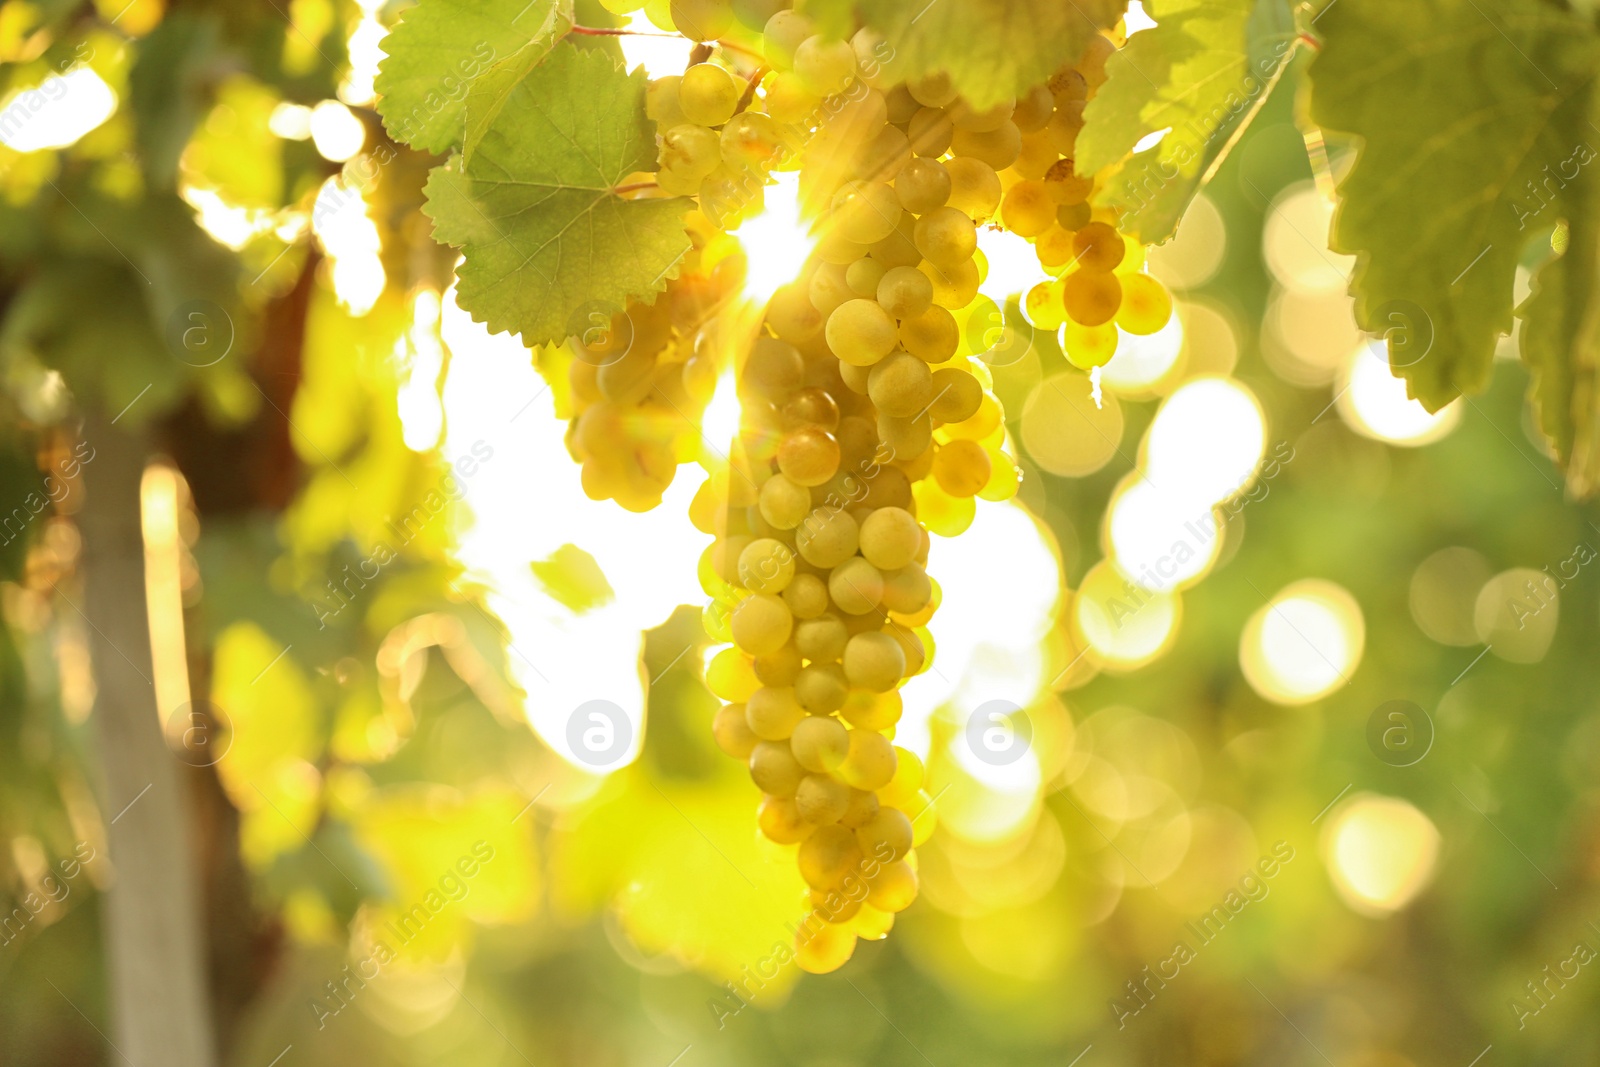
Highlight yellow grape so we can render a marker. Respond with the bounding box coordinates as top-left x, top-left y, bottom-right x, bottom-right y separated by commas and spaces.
679, 63, 739, 126
899, 304, 959, 363
759, 471, 812, 529
1116, 272, 1174, 335
1012, 83, 1055, 132
913, 478, 976, 537
1035, 226, 1078, 271
851, 903, 895, 941
858, 506, 921, 570
1063, 318, 1120, 369
906, 107, 954, 157
809, 260, 853, 317
870, 211, 922, 268
914, 206, 977, 268
846, 256, 887, 297
826, 299, 900, 366
977, 447, 1021, 502
932, 439, 992, 497
713, 702, 758, 757
828, 556, 884, 615
671, 0, 732, 41
840, 689, 902, 731
877, 265, 934, 319
1024, 280, 1067, 330
876, 410, 932, 458
832, 181, 903, 245
768, 282, 824, 341
707, 646, 760, 701
1056, 201, 1092, 231
1044, 157, 1094, 205
1063, 270, 1123, 327
795, 921, 856, 973
942, 392, 1002, 440
855, 807, 913, 863
731, 593, 793, 655
762, 9, 812, 70
876, 747, 924, 808
758, 795, 812, 843
950, 120, 1021, 169
894, 157, 950, 214
868, 351, 934, 419
842, 631, 905, 693
796, 507, 860, 567
951, 97, 1014, 132
796, 774, 851, 823
927, 366, 983, 423
943, 156, 1002, 221
777, 426, 841, 486
794, 34, 857, 96
754, 643, 802, 687
749, 739, 804, 796
837, 727, 897, 790
721, 111, 784, 169
866, 859, 918, 912
739, 537, 796, 593
1073, 220, 1126, 271
840, 787, 880, 828
746, 686, 807, 740
795, 613, 849, 662
647, 76, 687, 131
765, 71, 820, 123
879, 563, 933, 615
781, 387, 841, 431
798, 824, 863, 889
1013, 127, 1059, 178
907, 72, 958, 107
921, 258, 980, 310
795, 662, 848, 713
1001, 179, 1055, 237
